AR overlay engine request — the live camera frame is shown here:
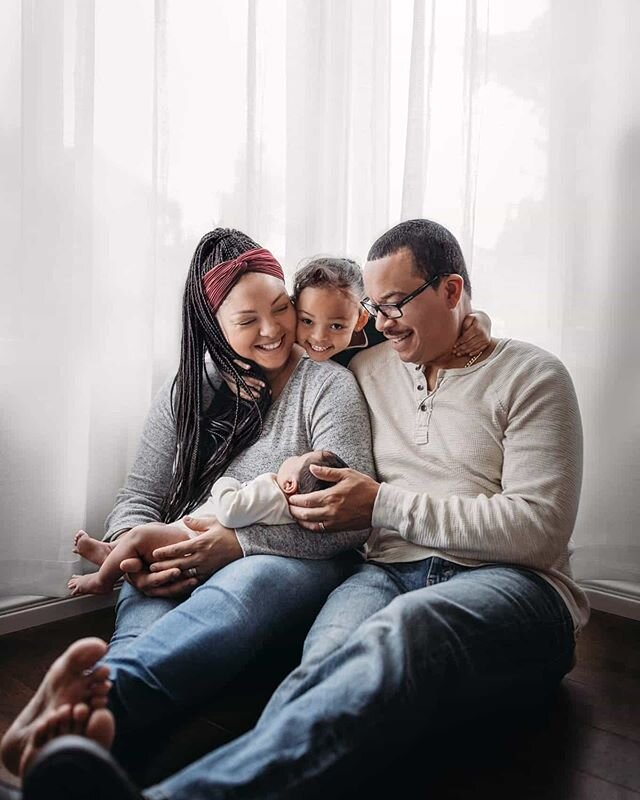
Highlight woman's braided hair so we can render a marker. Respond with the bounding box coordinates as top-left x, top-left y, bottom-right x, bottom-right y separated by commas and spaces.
160, 228, 273, 522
